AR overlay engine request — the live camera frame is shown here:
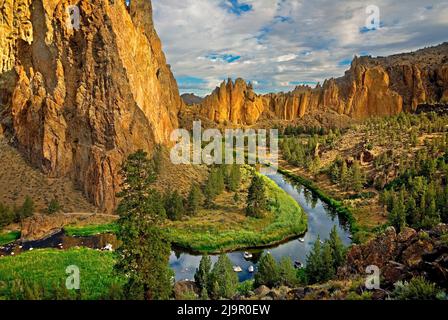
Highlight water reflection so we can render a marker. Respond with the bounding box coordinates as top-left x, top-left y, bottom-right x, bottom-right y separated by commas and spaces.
169, 172, 352, 282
